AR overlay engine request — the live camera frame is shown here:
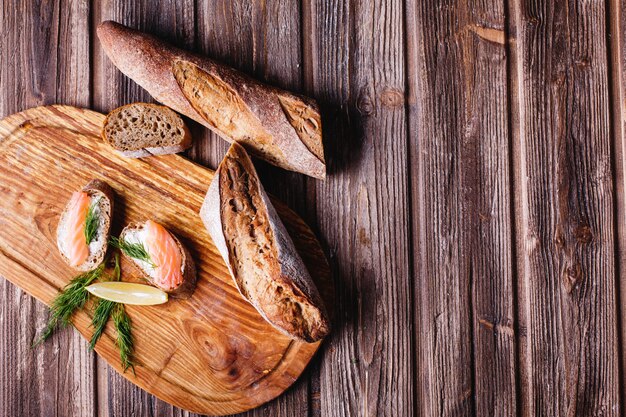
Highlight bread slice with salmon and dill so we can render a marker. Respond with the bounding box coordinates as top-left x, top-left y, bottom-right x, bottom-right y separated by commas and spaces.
114, 220, 197, 299
200, 142, 330, 342
56, 180, 114, 271
102, 103, 192, 158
